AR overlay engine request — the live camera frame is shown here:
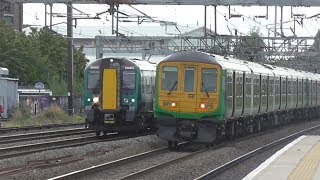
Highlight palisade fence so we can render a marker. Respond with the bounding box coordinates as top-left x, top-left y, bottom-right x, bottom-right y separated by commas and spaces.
19, 96, 84, 115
